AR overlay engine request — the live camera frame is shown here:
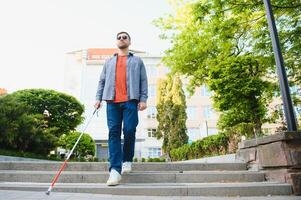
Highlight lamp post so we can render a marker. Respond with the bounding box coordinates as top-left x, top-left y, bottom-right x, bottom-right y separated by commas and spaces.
263, 0, 298, 131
